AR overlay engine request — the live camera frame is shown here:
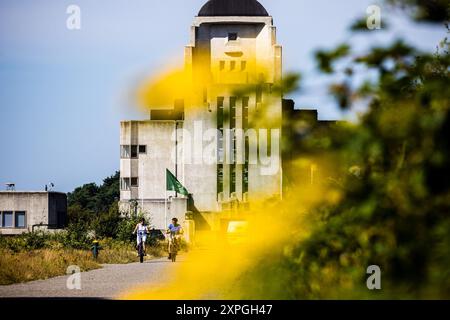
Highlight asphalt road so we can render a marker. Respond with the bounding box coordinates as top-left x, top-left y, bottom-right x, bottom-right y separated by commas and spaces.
0, 256, 180, 299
